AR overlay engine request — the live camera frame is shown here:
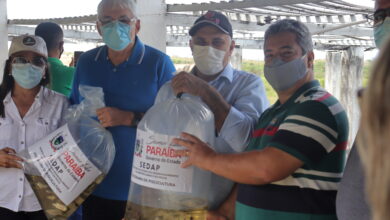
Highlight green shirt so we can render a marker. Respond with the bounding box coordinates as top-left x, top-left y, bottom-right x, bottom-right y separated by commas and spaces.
236, 80, 349, 220
47, 57, 75, 97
